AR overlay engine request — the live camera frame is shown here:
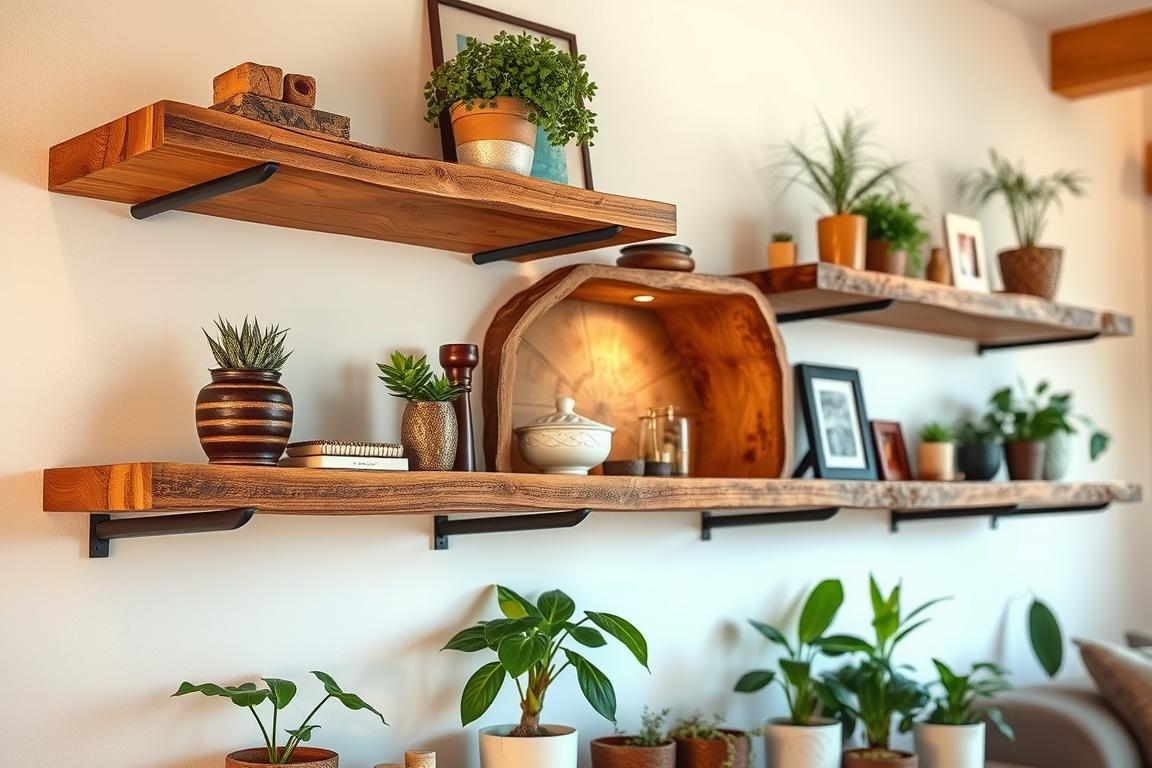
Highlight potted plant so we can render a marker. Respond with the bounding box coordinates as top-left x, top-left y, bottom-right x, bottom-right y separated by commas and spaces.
442, 585, 648, 768
960, 150, 1087, 300
378, 351, 463, 470
769, 231, 798, 269
734, 579, 849, 768
173, 671, 386, 767
988, 381, 1070, 480
423, 32, 597, 176
197, 316, 293, 466
914, 661, 1013, 768
777, 114, 904, 270
1037, 392, 1110, 480
590, 707, 674, 768
954, 416, 1002, 481
852, 194, 928, 276
917, 423, 955, 481
667, 714, 752, 768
